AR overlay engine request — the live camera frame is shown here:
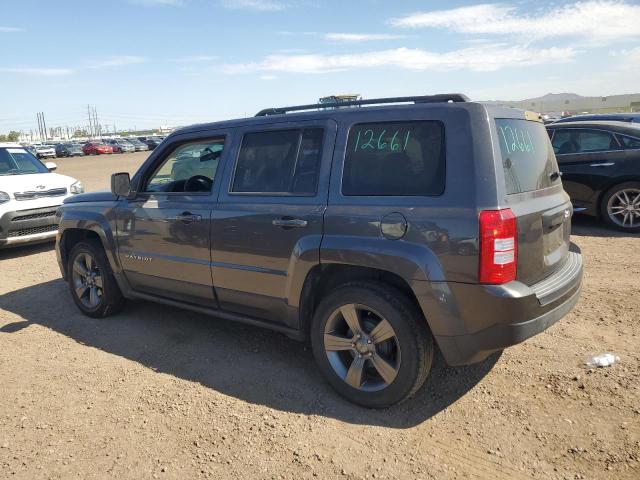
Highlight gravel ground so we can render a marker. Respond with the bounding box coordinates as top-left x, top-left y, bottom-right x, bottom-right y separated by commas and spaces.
0, 152, 638, 479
